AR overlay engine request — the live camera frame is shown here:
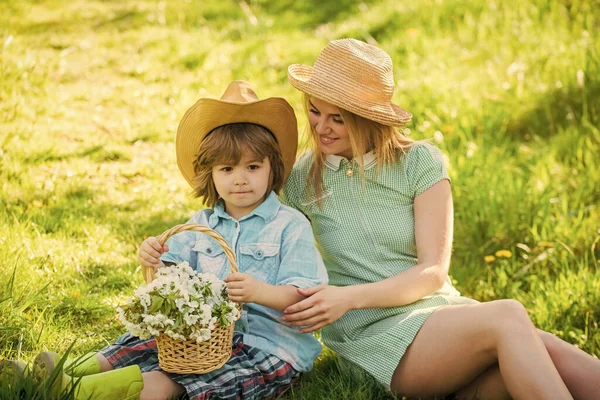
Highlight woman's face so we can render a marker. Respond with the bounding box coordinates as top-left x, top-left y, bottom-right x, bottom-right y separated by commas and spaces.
308, 97, 353, 159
